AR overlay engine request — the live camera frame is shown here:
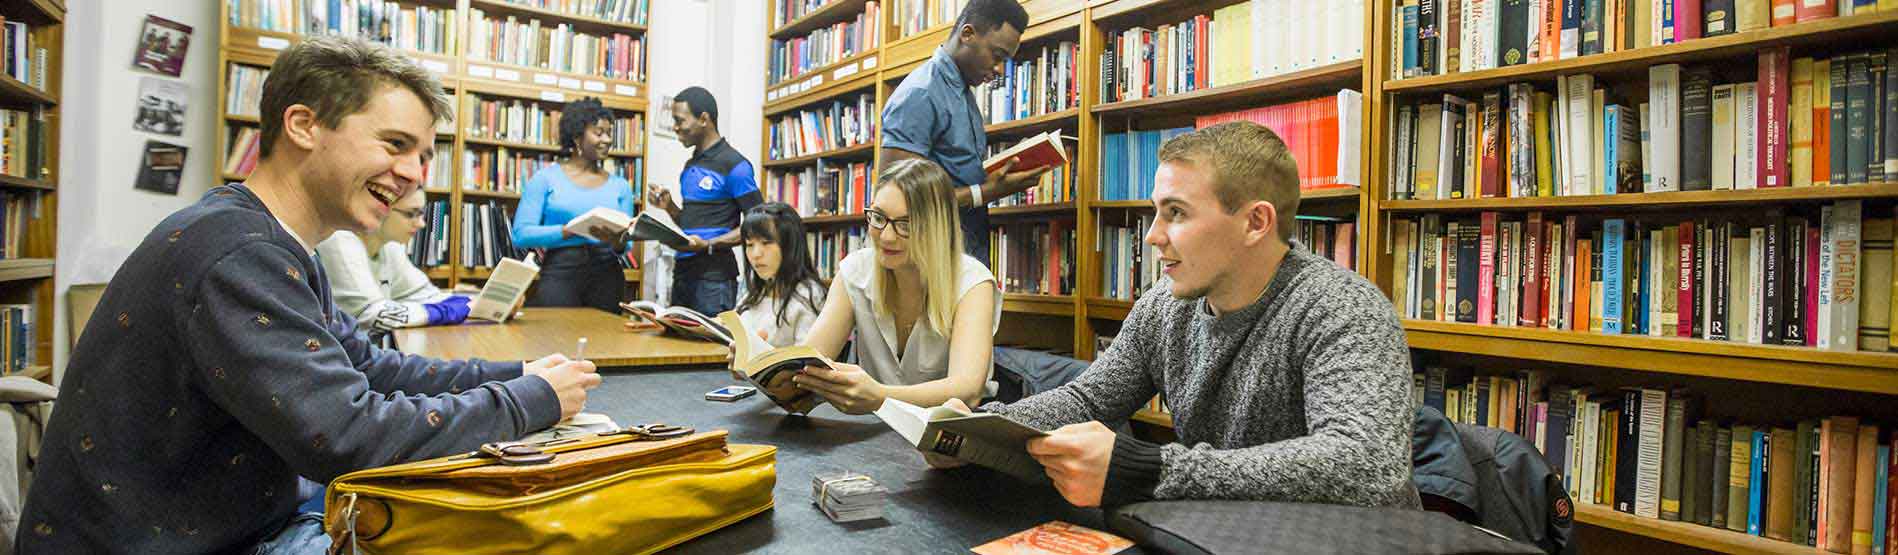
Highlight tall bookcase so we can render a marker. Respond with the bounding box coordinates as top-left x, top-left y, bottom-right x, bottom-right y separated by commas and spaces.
760, 0, 1372, 364
1368, 4, 1898, 555
216, 0, 651, 289
0, 0, 61, 382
